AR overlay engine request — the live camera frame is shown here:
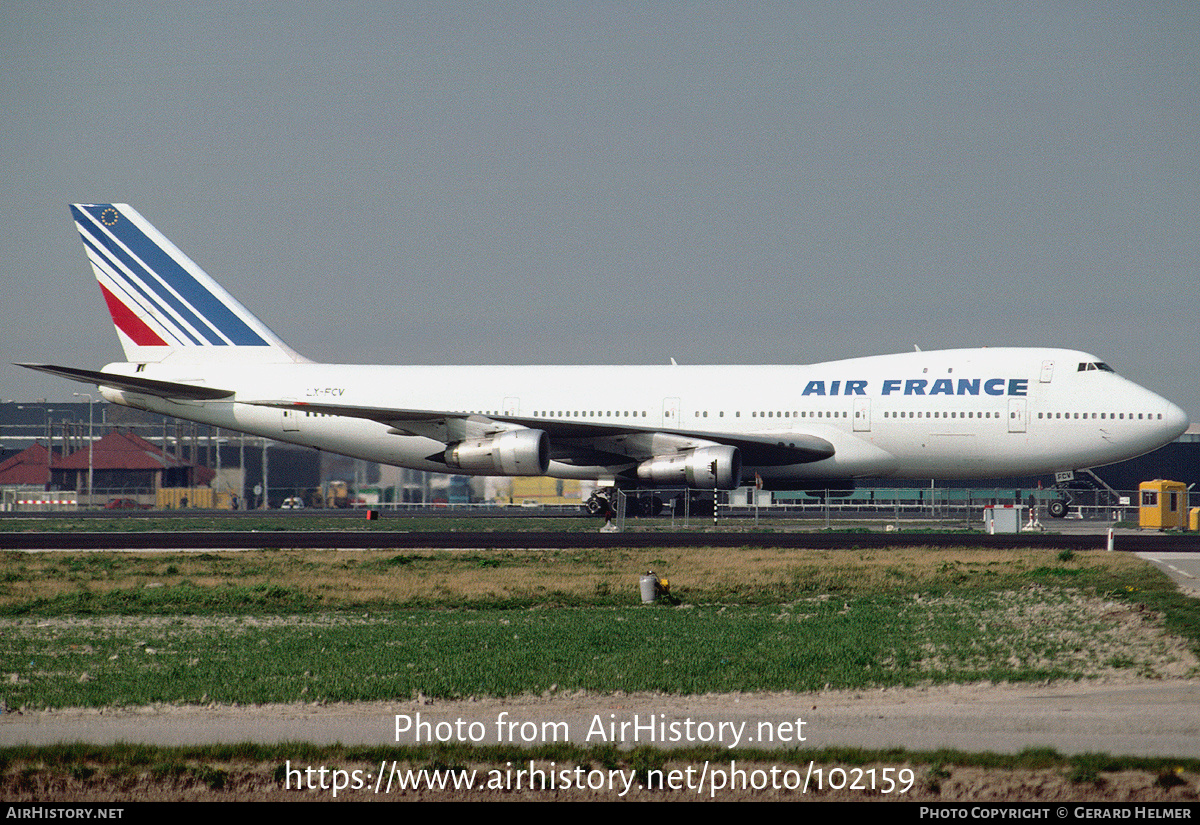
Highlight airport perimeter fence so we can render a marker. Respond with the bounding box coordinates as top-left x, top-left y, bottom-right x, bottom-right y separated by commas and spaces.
2, 484, 1154, 530
603, 486, 1143, 531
